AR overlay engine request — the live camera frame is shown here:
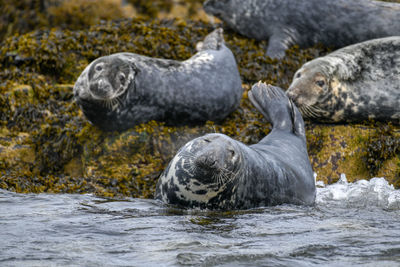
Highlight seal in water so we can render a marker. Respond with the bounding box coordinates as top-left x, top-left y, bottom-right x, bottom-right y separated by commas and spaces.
203, 0, 400, 59
286, 36, 400, 124
155, 83, 316, 210
73, 28, 242, 131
